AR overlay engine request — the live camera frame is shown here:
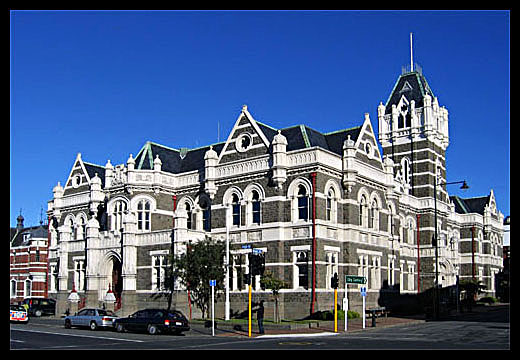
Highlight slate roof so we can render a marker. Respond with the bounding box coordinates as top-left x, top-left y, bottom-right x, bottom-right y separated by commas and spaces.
258, 121, 362, 156
84, 162, 106, 187
385, 71, 435, 114
134, 141, 226, 173
450, 195, 490, 215
133, 120, 362, 175
10, 224, 48, 247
